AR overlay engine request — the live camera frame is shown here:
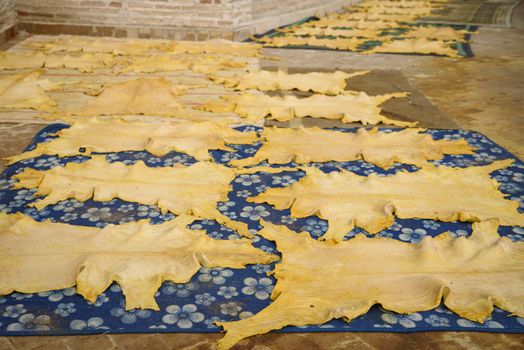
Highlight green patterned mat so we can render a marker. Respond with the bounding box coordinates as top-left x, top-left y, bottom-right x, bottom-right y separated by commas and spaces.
248, 19, 476, 58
